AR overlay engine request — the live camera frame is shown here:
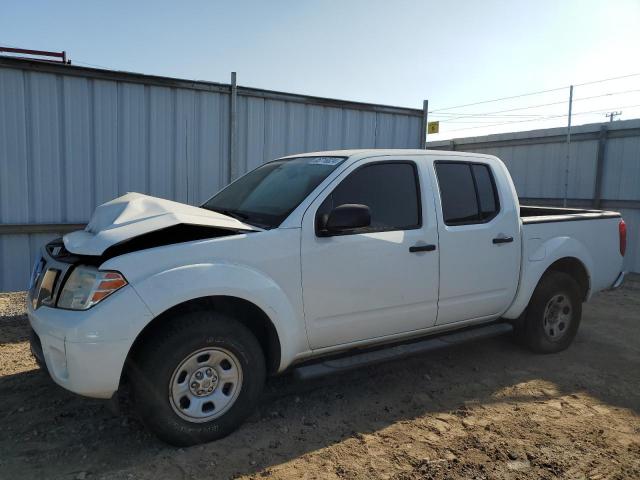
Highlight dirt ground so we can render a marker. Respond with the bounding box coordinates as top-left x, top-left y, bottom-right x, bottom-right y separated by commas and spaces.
1, 279, 639, 480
